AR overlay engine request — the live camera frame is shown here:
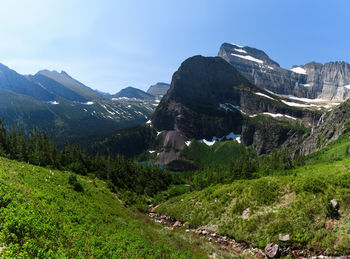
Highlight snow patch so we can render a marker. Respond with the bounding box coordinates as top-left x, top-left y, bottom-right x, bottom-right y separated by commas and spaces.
234, 48, 247, 54
255, 92, 274, 100
282, 100, 312, 107
229, 42, 244, 48
101, 104, 115, 115
231, 53, 264, 64
200, 139, 216, 146
283, 95, 326, 103
199, 132, 241, 146
112, 97, 142, 101
47, 101, 59, 105
344, 84, 350, 89
263, 112, 297, 120
291, 67, 307, 75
